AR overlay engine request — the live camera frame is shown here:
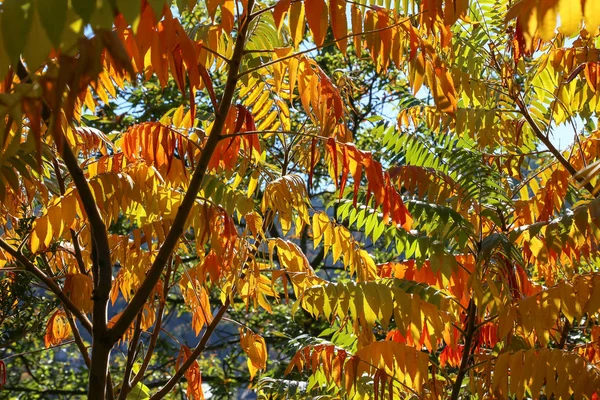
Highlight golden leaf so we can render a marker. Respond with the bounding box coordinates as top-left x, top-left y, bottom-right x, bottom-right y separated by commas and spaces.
44, 310, 72, 348
239, 328, 267, 380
